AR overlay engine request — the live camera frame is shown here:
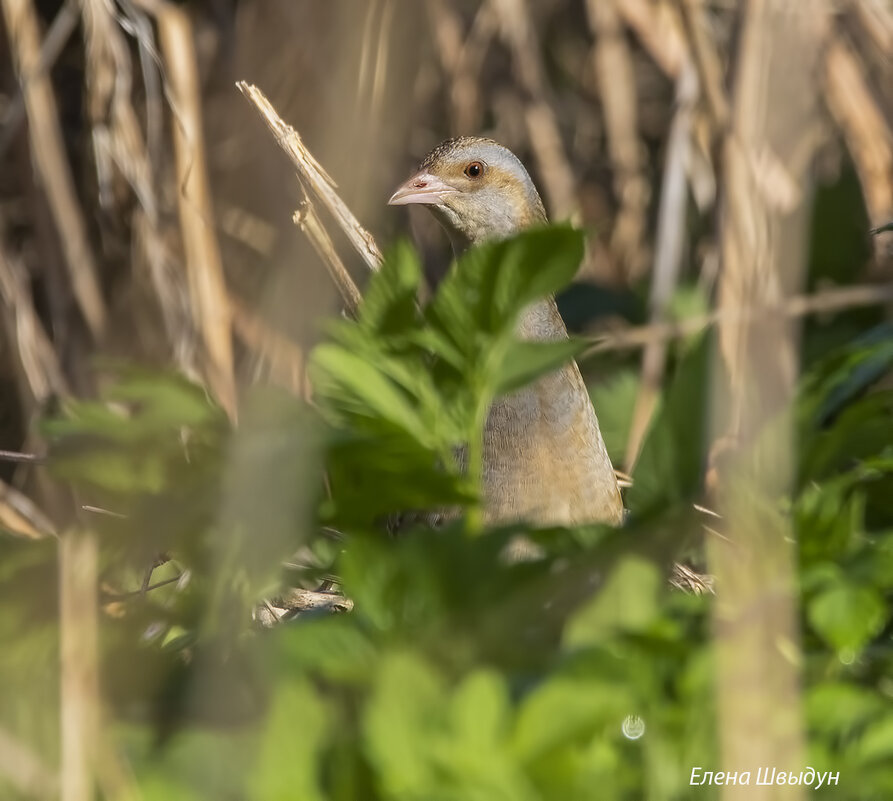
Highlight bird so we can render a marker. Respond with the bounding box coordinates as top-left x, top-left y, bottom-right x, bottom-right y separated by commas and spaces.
388, 136, 624, 528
